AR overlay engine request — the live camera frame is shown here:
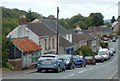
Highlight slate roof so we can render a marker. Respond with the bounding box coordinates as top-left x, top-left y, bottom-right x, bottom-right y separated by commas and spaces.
88, 27, 112, 33
59, 36, 73, 48
72, 33, 96, 43
27, 23, 56, 37
12, 37, 42, 53
41, 19, 69, 34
